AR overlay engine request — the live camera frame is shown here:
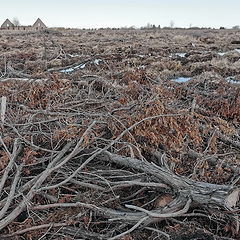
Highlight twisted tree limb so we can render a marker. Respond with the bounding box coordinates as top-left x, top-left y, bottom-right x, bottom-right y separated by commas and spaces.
102, 151, 240, 210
